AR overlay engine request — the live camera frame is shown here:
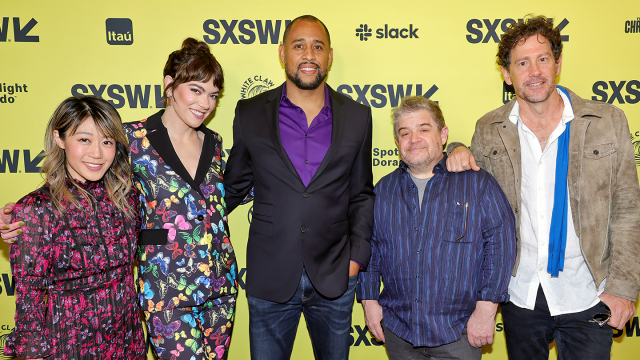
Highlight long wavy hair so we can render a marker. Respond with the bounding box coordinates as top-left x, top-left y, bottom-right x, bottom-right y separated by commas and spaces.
41, 95, 134, 217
